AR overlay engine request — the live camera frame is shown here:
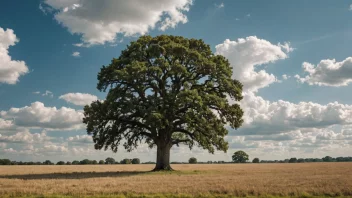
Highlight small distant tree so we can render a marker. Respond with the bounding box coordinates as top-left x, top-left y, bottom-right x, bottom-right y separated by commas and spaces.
72, 160, 80, 165
232, 150, 249, 163
120, 158, 132, 164
322, 156, 333, 162
252, 158, 260, 163
132, 158, 141, 164
189, 157, 197, 164
66, 161, 72, 165
43, 160, 53, 165
289, 158, 297, 163
92, 160, 98, 164
105, 157, 116, 164
80, 159, 92, 165
99, 160, 105, 164
57, 161, 65, 165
